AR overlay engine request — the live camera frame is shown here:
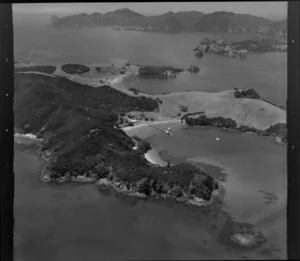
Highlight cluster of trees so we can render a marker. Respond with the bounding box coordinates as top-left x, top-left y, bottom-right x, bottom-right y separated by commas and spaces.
234, 88, 261, 99
187, 65, 200, 73
138, 66, 184, 78
265, 123, 287, 142
61, 63, 90, 74
111, 162, 215, 200
185, 114, 237, 129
